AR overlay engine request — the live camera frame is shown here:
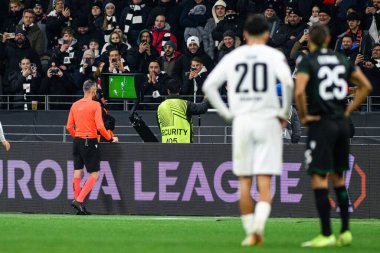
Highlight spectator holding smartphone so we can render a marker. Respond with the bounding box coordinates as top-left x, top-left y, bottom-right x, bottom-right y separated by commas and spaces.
40, 60, 76, 109
127, 29, 159, 74
100, 47, 131, 74
51, 27, 81, 74
46, 0, 73, 49
73, 50, 97, 94
0, 27, 41, 96
7, 56, 41, 110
